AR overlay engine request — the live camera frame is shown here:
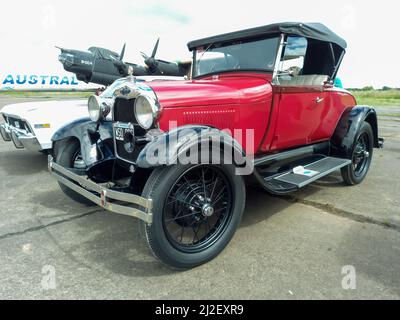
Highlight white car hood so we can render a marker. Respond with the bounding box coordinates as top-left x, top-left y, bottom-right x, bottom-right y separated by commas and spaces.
1, 99, 89, 149
1, 100, 88, 124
